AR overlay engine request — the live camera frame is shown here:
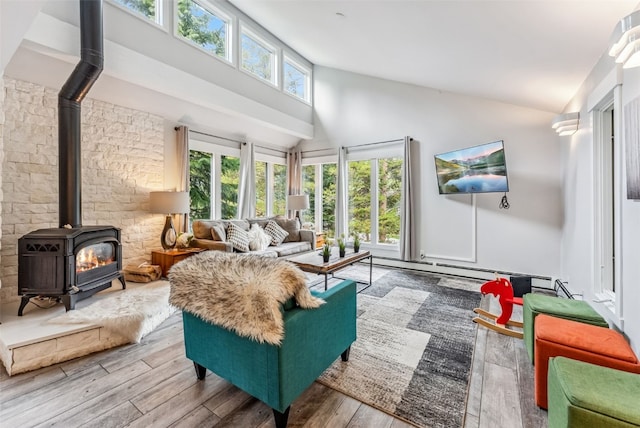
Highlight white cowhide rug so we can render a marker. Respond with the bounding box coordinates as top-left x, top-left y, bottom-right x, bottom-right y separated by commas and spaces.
49, 281, 176, 343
